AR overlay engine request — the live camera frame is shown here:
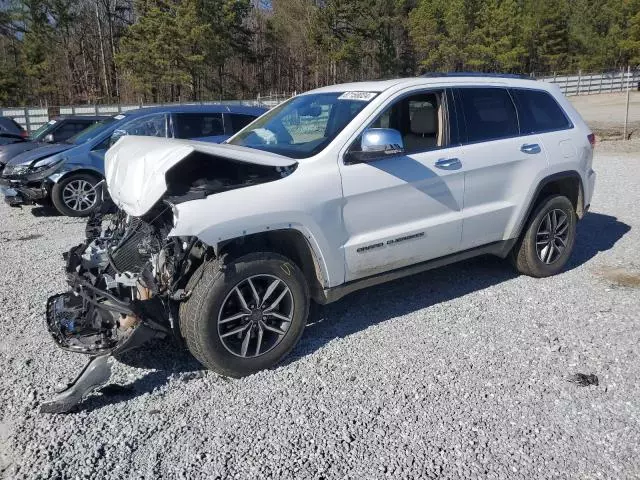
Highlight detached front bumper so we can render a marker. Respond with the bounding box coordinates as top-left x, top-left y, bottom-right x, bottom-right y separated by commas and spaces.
42, 214, 174, 413
0, 177, 49, 206
47, 243, 165, 355
42, 245, 166, 413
